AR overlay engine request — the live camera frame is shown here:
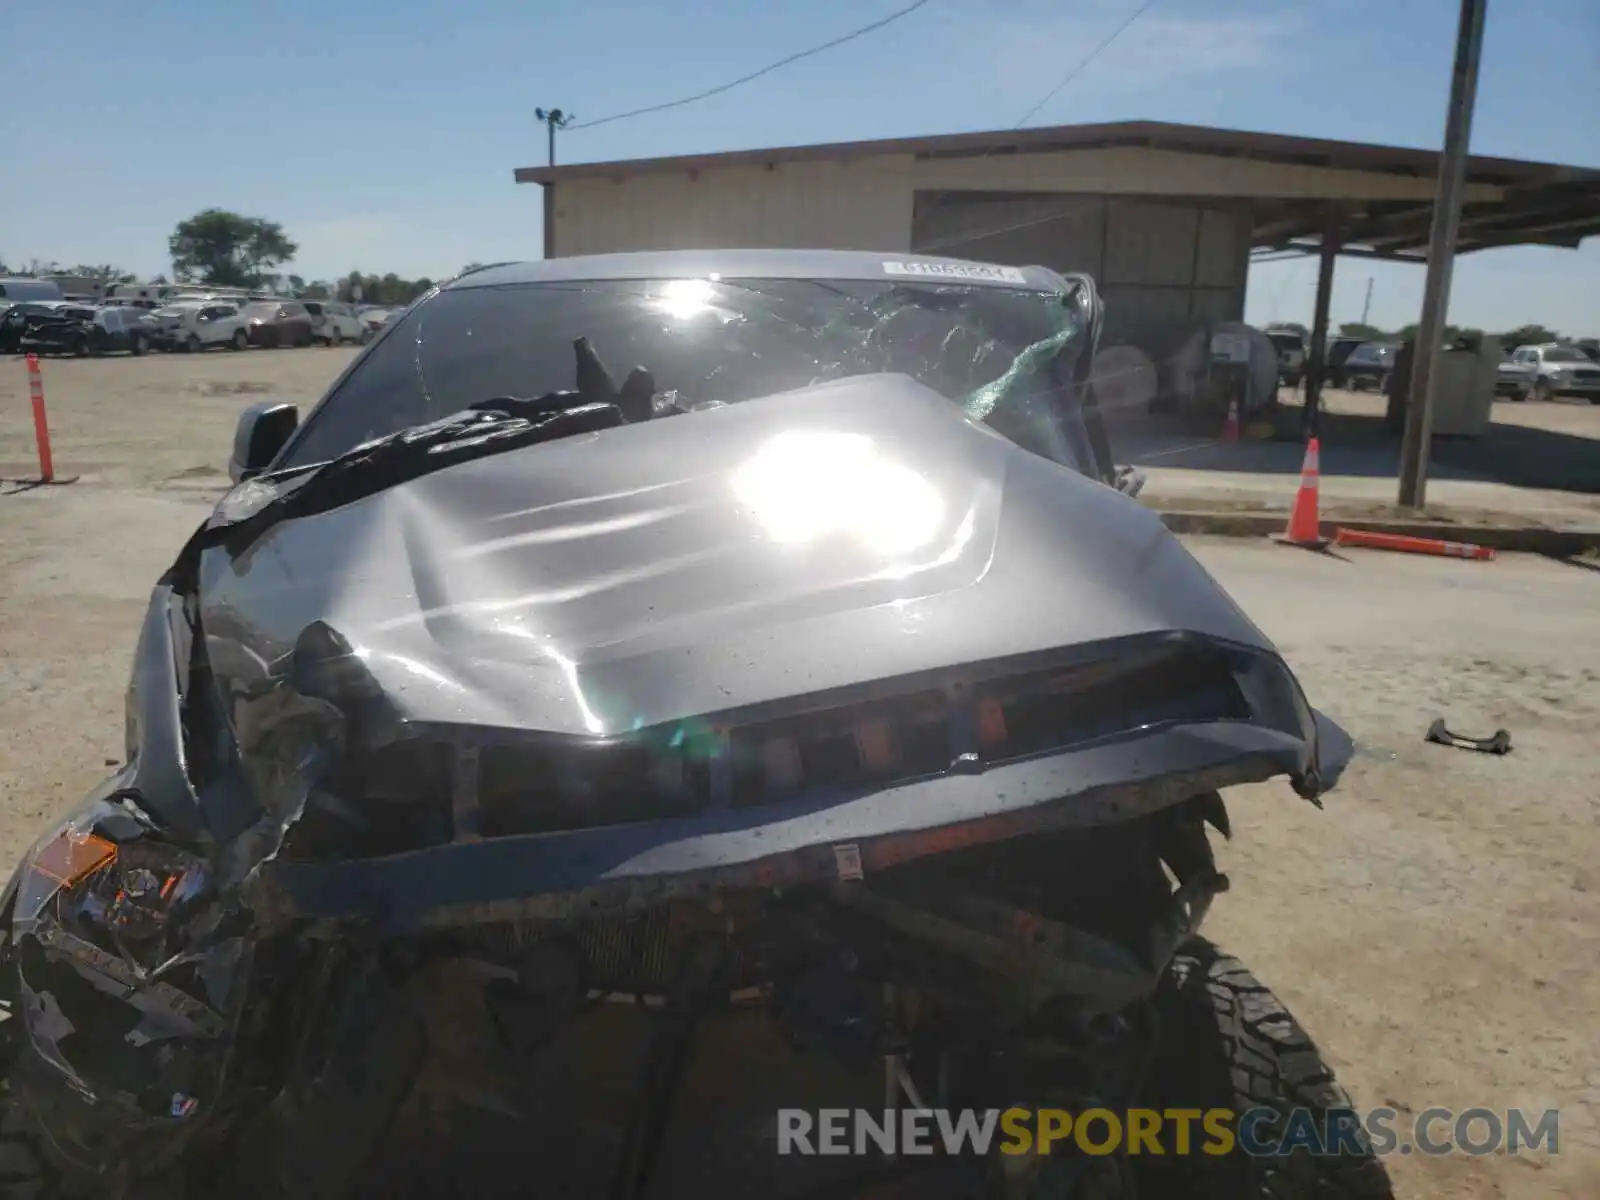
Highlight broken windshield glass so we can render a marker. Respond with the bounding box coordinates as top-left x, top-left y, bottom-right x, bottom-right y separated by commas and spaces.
277, 276, 1095, 475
